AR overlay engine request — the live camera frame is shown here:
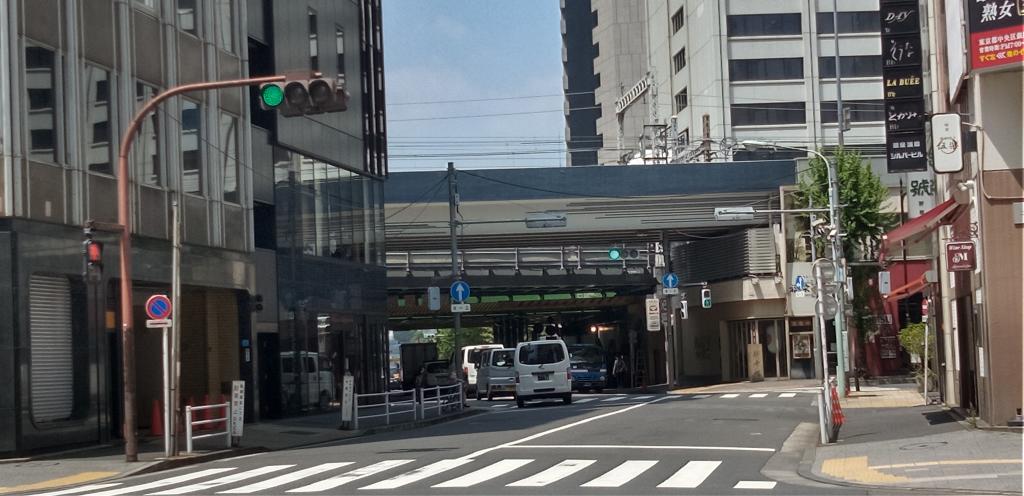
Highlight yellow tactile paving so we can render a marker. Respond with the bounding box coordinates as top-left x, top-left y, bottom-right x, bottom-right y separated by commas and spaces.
820, 456, 913, 484
839, 389, 924, 408
870, 459, 1023, 470
0, 471, 118, 494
